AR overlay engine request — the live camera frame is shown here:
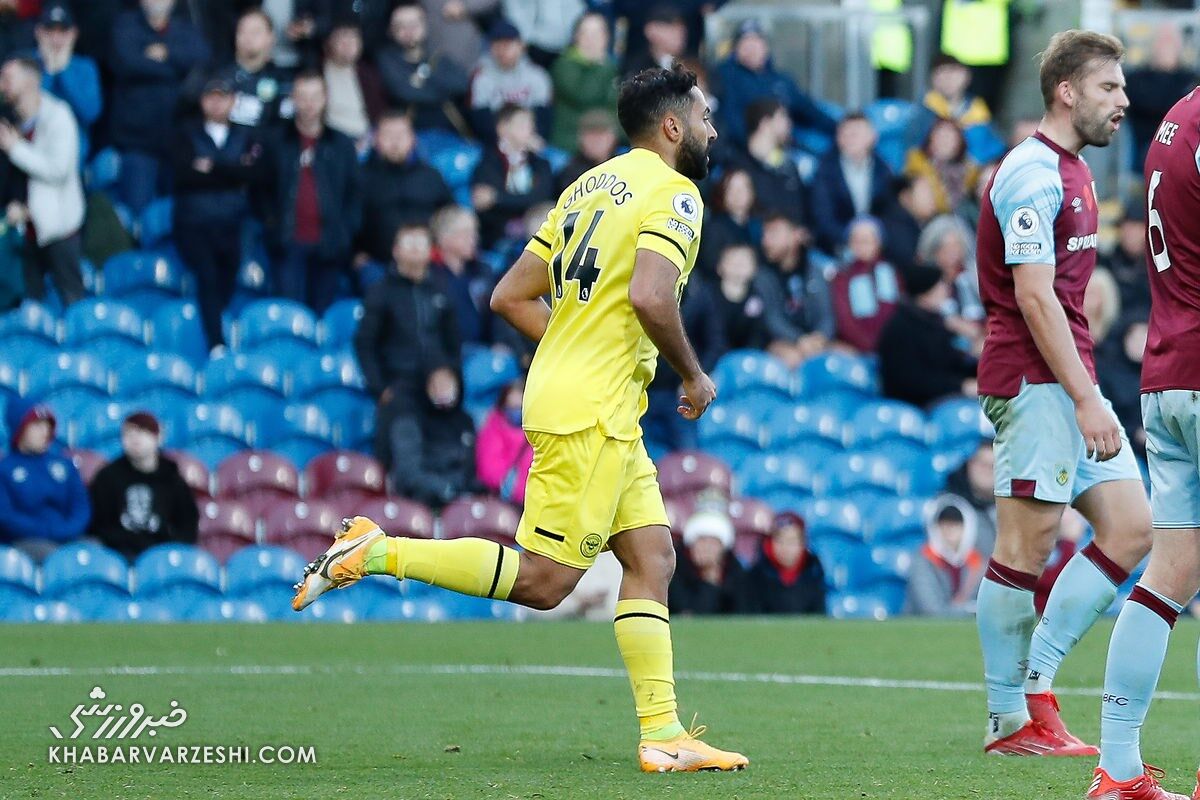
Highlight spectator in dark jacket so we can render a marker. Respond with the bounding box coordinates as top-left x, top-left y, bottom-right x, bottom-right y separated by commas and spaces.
468, 19, 552, 142
555, 108, 618, 193
109, 0, 210, 213
1103, 206, 1151, 317
357, 111, 452, 263
388, 365, 477, 507
696, 167, 758, 278
0, 1, 34, 62
215, 8, 294, 131
470, 103, 554, 246
29, 4, 101, 161
322, 20, 386, 145
376, 3, 470, 133
809, 113, 893, 254
173, 76, 262, 350
88, 412, 199, 562
756, 214, 832, 367
733, 98, 806, 225
751, 512, 826, 615
878, 264, 976, 406
712, 243, 773, 353
669, 506, 754, 615
620, 4, 686, 80
1124, 22, 1196, 171
711, 19, 836, 147
353, 222, 460, 467
431, 204, 491, 345
905, 496, 984, 617
262, 70, 361, 312
829, 217, 902, 352
880, 174, 938, 277
1098, 317, 1148, 459
0, 398, 89, 562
